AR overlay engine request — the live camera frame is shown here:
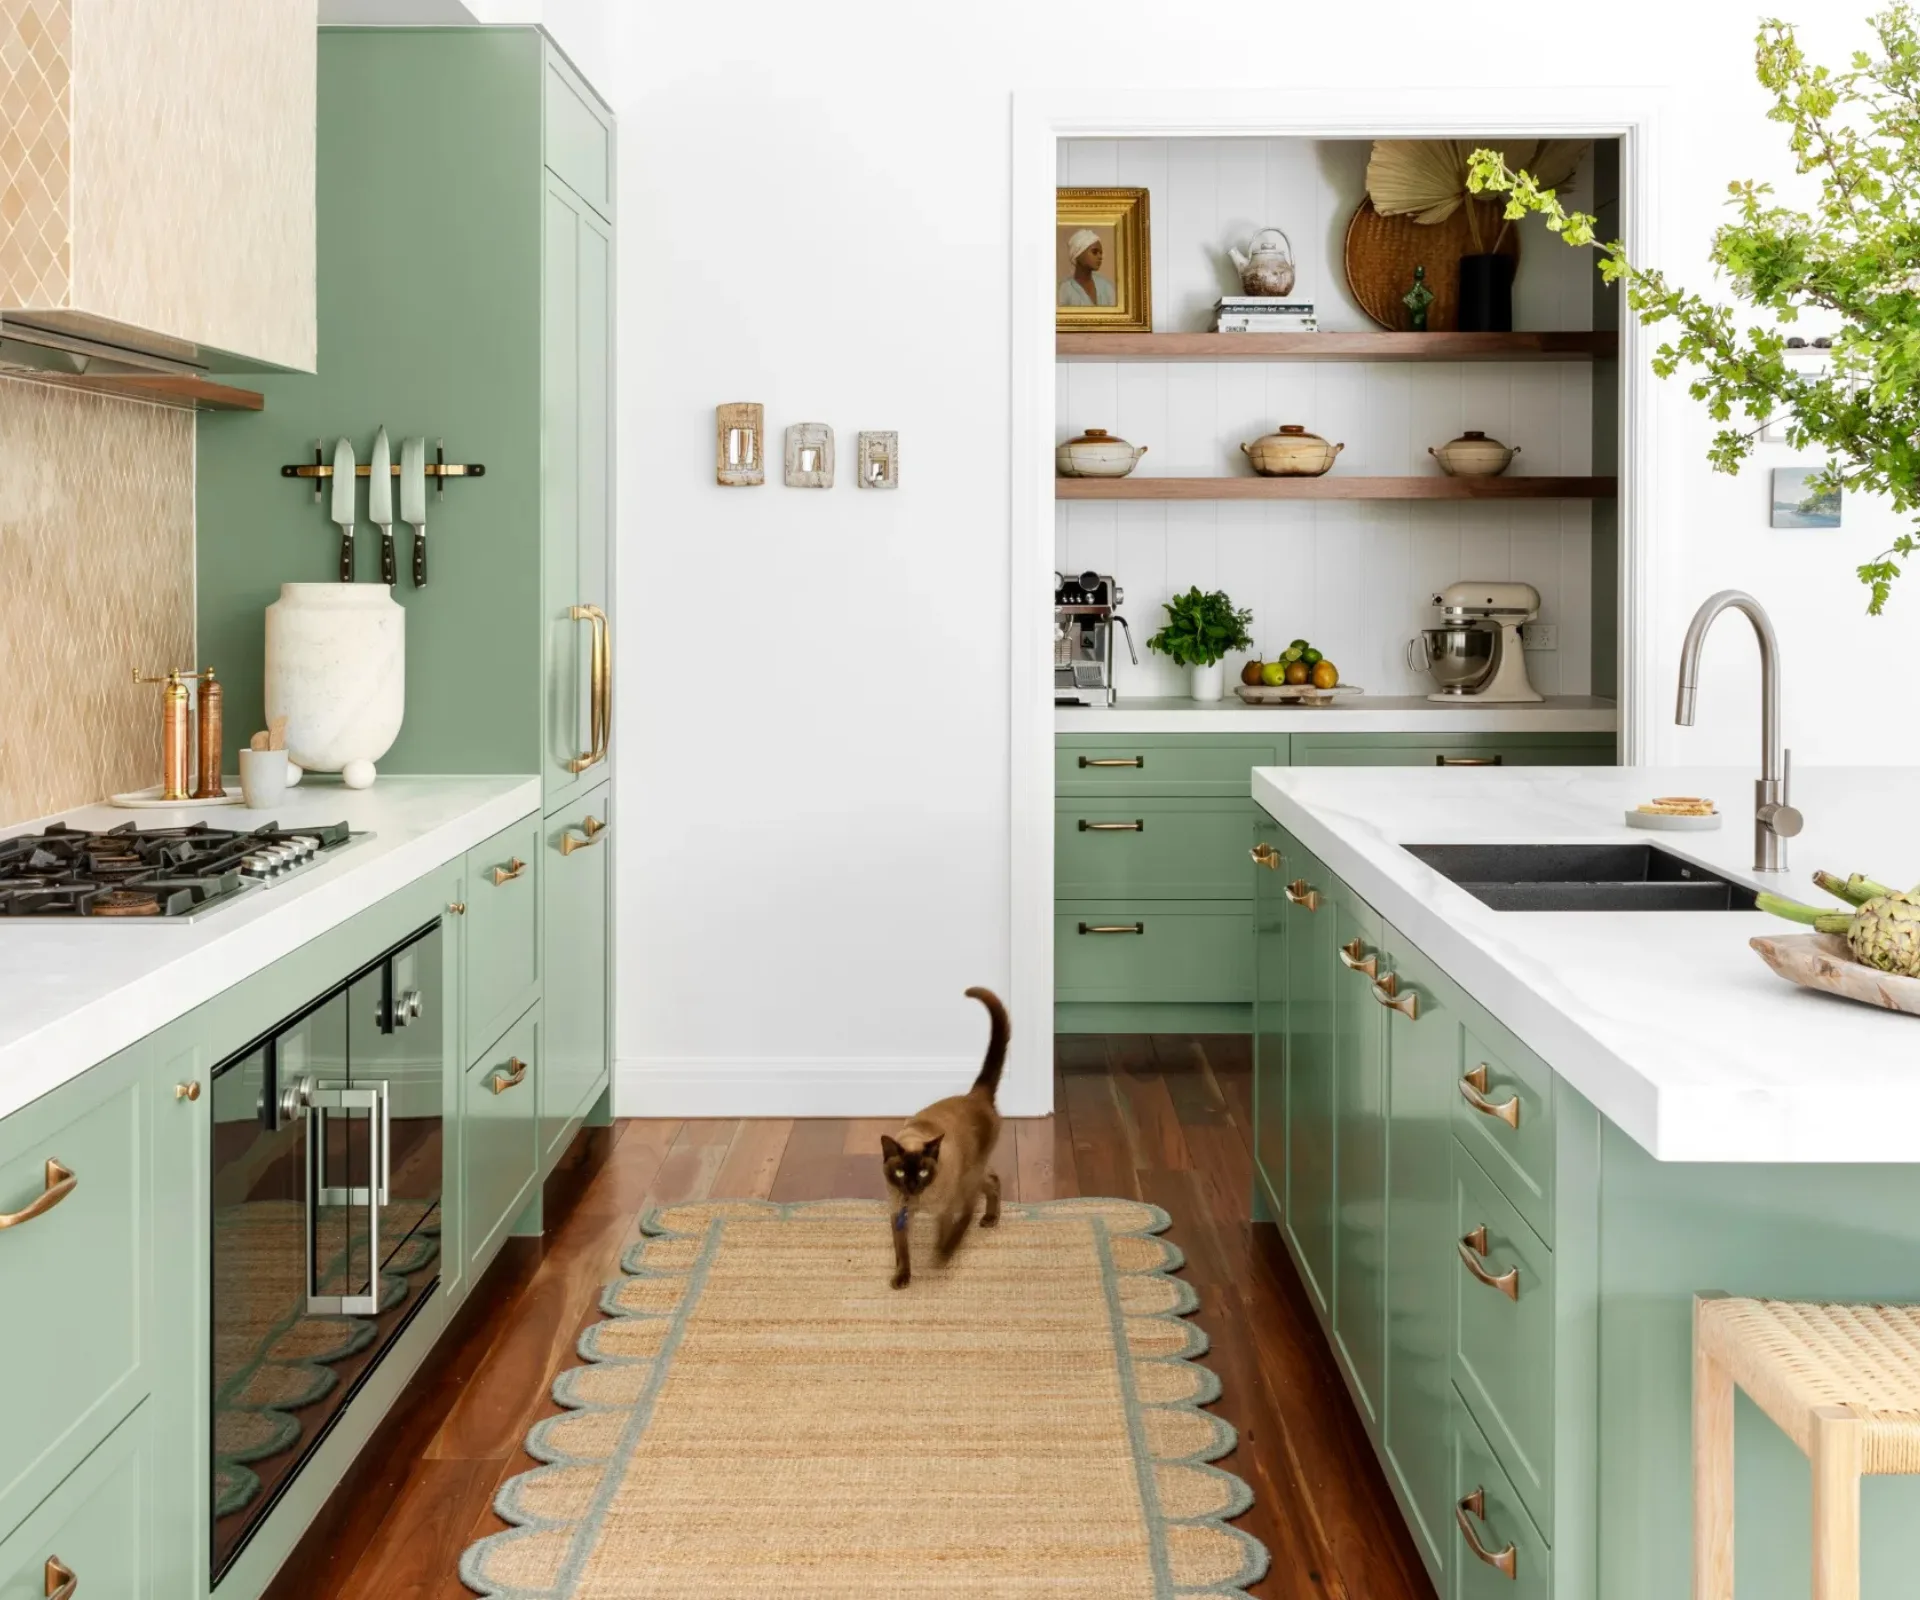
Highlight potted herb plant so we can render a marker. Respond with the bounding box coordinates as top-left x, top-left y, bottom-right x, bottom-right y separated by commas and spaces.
1146, 586, 1254, 702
